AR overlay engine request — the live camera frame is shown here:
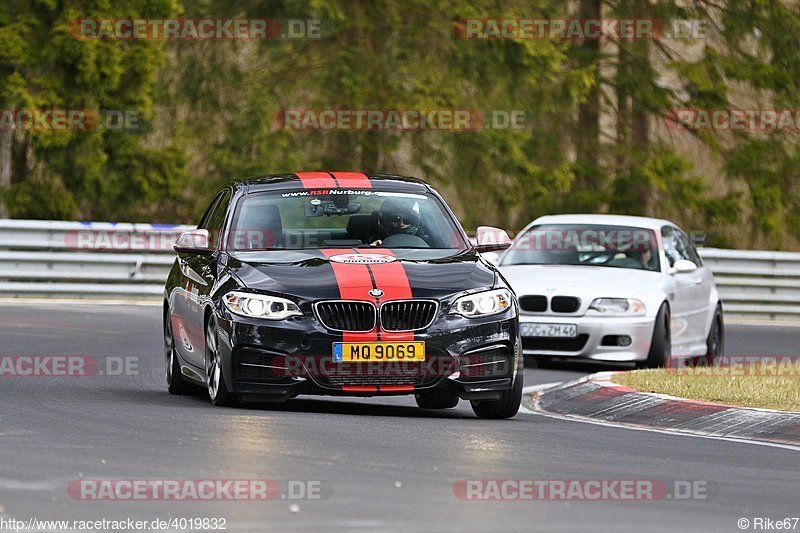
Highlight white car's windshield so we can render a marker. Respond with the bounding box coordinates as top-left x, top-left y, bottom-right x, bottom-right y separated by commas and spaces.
501, 224, 661, 272
228, 189, 467, 251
